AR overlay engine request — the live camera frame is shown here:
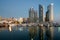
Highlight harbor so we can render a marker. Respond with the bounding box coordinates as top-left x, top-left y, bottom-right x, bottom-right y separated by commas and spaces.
0, 25, 60, 40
